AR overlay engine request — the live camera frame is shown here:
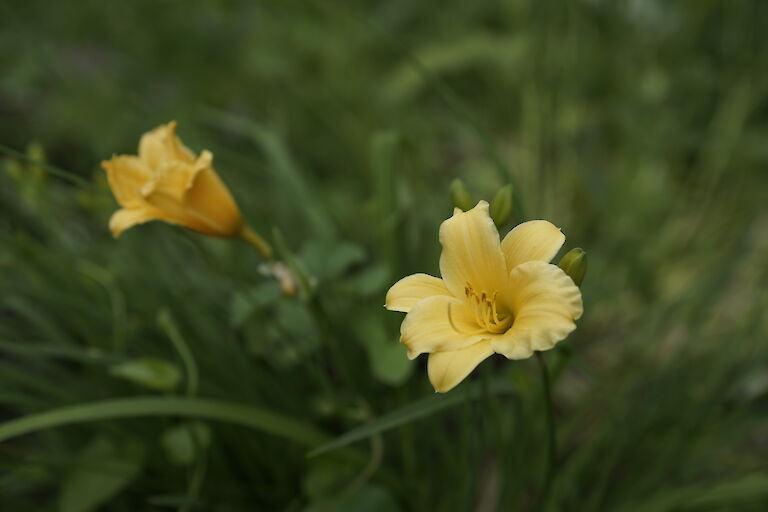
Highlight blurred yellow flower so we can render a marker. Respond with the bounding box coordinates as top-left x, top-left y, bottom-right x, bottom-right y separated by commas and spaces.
386, 201, 583, 392
102, 121, 244, 238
